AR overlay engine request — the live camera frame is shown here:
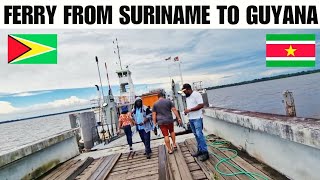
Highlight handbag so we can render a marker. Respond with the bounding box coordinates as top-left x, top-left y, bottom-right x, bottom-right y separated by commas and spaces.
153, 126, 158, 136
